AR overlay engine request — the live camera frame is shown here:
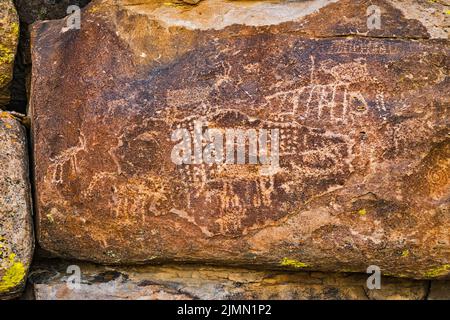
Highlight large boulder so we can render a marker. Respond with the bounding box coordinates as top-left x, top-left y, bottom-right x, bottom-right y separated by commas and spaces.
28, 259, 431, 300
0, 112, 34, 299
30, 0, 449, 278
0, 0, 19, 108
